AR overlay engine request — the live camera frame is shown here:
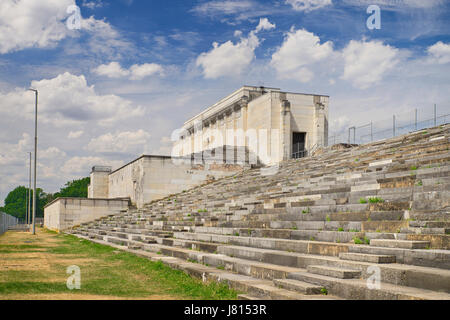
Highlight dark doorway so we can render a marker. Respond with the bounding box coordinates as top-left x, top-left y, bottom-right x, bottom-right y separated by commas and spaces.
292, 132, 306, 158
